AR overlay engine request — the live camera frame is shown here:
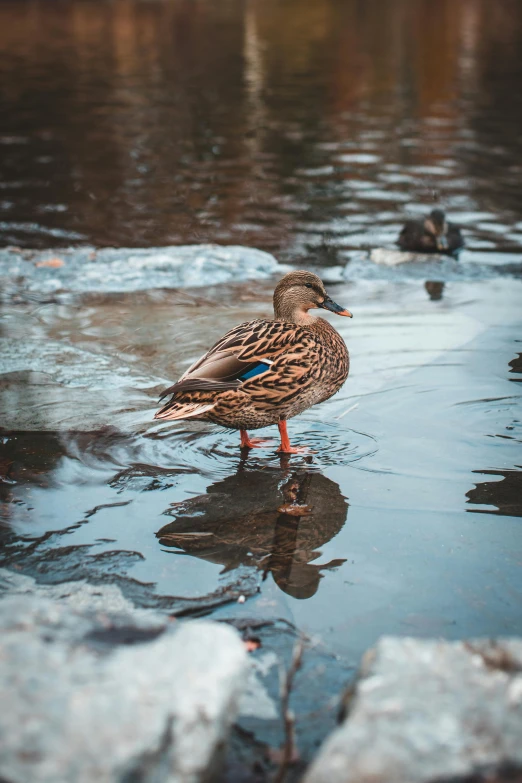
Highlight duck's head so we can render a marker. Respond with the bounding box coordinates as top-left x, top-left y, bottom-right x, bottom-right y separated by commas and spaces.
425, 209, 448, 251
273, 270, 352, 324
